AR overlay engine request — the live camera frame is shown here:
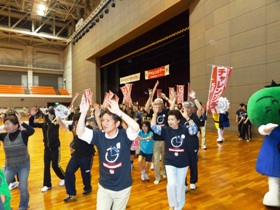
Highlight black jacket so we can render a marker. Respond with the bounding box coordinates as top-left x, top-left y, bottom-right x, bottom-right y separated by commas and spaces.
29, 115, 60, 148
